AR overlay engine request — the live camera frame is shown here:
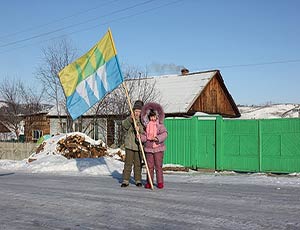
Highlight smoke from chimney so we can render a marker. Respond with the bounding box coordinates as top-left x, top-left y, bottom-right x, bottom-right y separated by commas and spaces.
148, 63, 185, 75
